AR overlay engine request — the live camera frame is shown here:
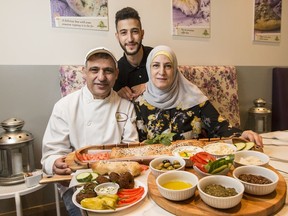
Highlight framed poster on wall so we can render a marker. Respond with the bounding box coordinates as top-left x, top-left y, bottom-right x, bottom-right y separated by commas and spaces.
172, 0, 210, 38
253, 0, 282, 43
50, 0, 109, 31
